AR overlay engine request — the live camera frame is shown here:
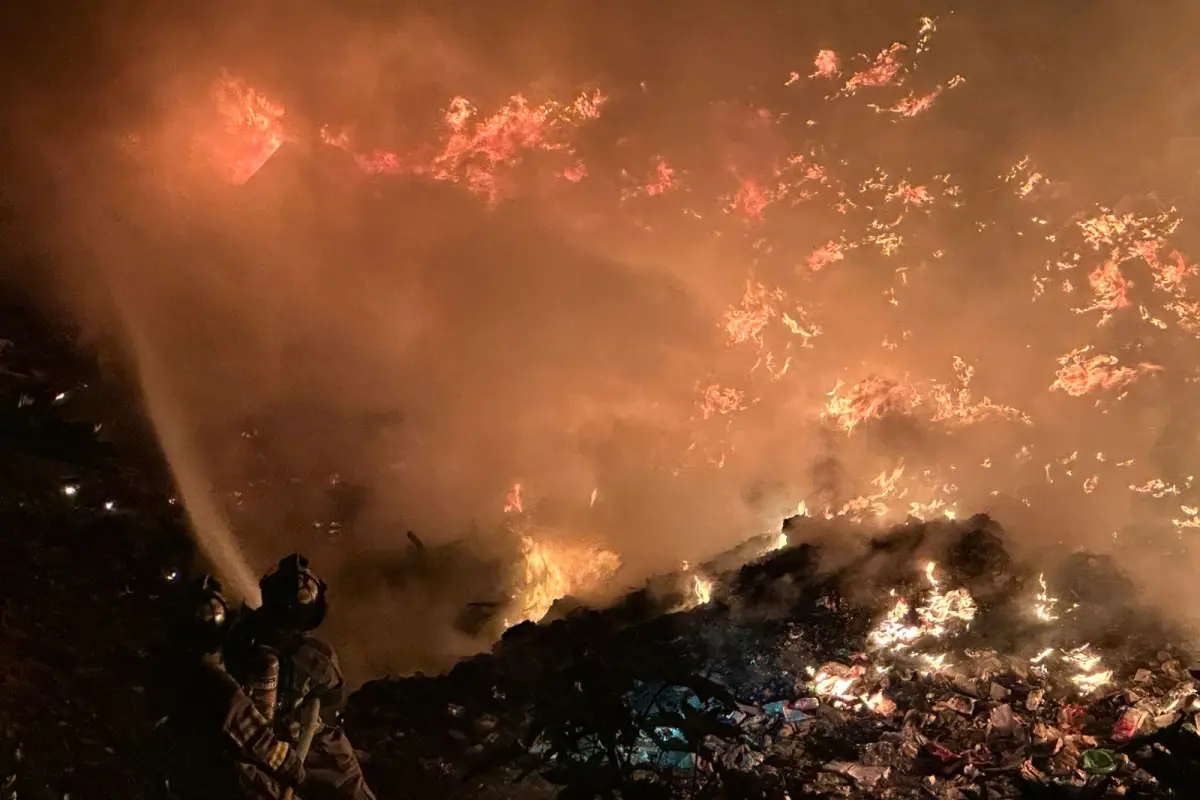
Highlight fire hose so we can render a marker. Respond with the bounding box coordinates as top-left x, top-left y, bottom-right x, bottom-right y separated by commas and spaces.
282, 697, 321, 800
